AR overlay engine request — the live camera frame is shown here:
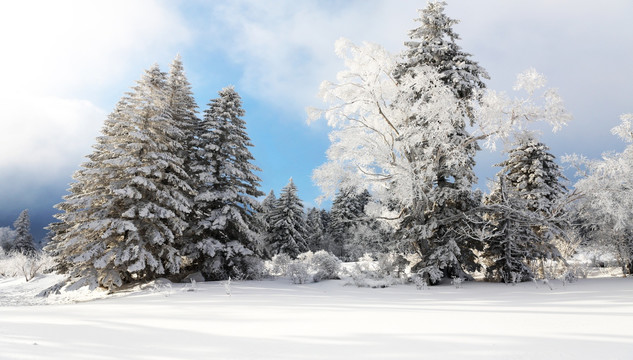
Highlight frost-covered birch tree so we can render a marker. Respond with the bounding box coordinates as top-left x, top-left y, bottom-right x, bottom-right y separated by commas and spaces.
568, 113, 633, 275
185, 87, 264, 280
267, 178, 308, 258
49, 63, 194, 290
311, 11, 570, 282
